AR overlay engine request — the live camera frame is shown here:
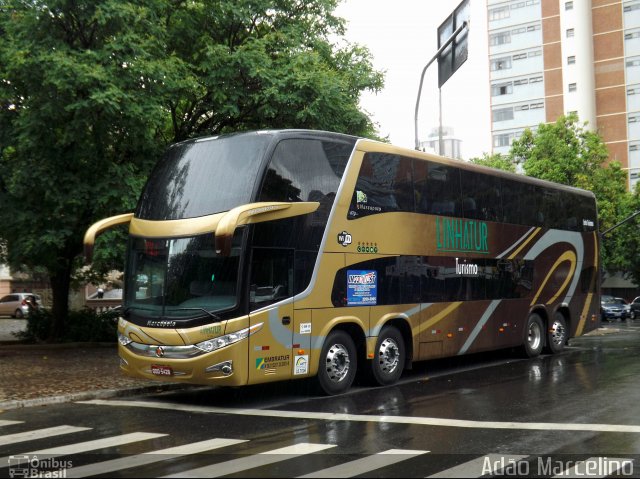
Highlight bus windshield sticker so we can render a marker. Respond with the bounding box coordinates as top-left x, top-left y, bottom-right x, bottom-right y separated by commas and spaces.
347, 270, 378, 306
